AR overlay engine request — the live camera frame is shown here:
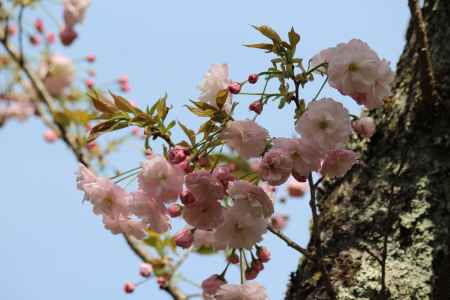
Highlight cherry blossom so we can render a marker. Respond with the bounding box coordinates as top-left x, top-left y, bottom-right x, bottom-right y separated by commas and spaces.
102, 214, 146, 240
63, 0, 91, 28
174, 228, 194, 248
185, 170, 225, 203
130, 190, 171, 233
182, 198, 225, 230
215, 282, 269, 300
287, 178, 308, 198
138, 155, 184, 203
221, 120, 269, 159
202, 275, 226, 297
352, 116, 376, 138
214, 207, 268, 249
41, 54, 75, 97
197, 64, 233, 112
228, 180, 274, 218
296, 98, 352, 151
258, 149, 293, 186
320, 149, 358, 178
192, 229, 226, 250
